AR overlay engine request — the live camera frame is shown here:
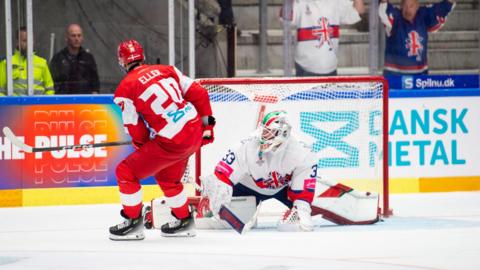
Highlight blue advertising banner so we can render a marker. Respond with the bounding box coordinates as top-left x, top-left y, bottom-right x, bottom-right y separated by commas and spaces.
387, 74, 480, 90
387, 74, 480, 98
